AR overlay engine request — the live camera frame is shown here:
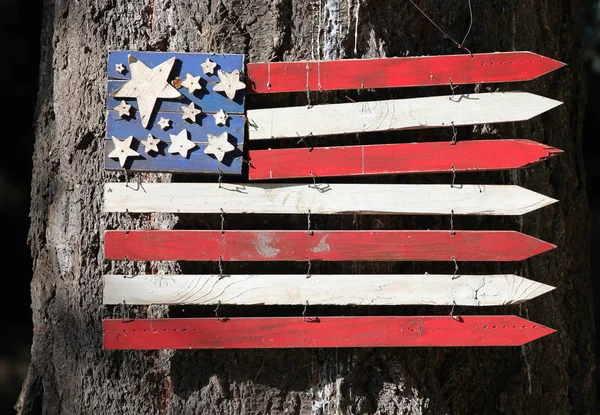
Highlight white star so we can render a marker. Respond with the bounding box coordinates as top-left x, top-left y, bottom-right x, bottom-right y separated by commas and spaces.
201, 58, 217, 76
114, 100, 132, 118
109, 55, 181, 128
213, 109, 229, 126
212, 69, 246, 100
141, 134, 161, 154
115, 63, 126, 74
108, 136, 139, 167
168, 129, 196, 158
204, 132, 235, 162
181, 73, 203, 94
182, 102, 202, 123
157, 117, 172, 130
